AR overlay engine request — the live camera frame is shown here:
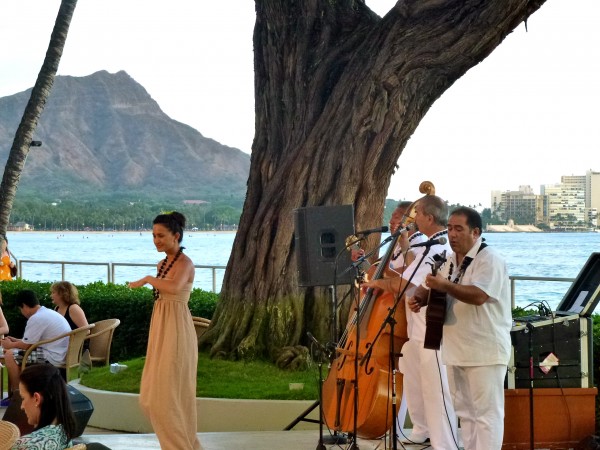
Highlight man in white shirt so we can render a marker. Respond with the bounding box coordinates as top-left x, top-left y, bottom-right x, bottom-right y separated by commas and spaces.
387, 201, 427, 275
414, 206, 511, 449
1, 289, 71, 402
364, 195, 458, 449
